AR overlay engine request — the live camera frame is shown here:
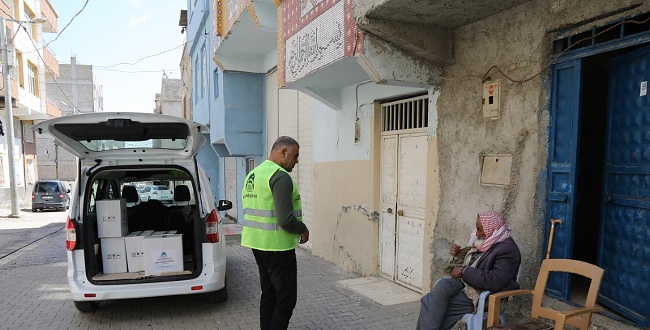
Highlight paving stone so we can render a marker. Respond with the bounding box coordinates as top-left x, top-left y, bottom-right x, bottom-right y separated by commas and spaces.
0, 214, 420, 329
